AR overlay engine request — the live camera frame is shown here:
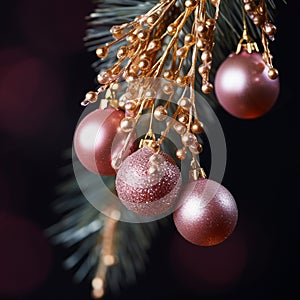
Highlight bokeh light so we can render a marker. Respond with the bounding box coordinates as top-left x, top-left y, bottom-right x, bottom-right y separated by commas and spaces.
0, 212, 53, 298
0, 47, 65, 137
